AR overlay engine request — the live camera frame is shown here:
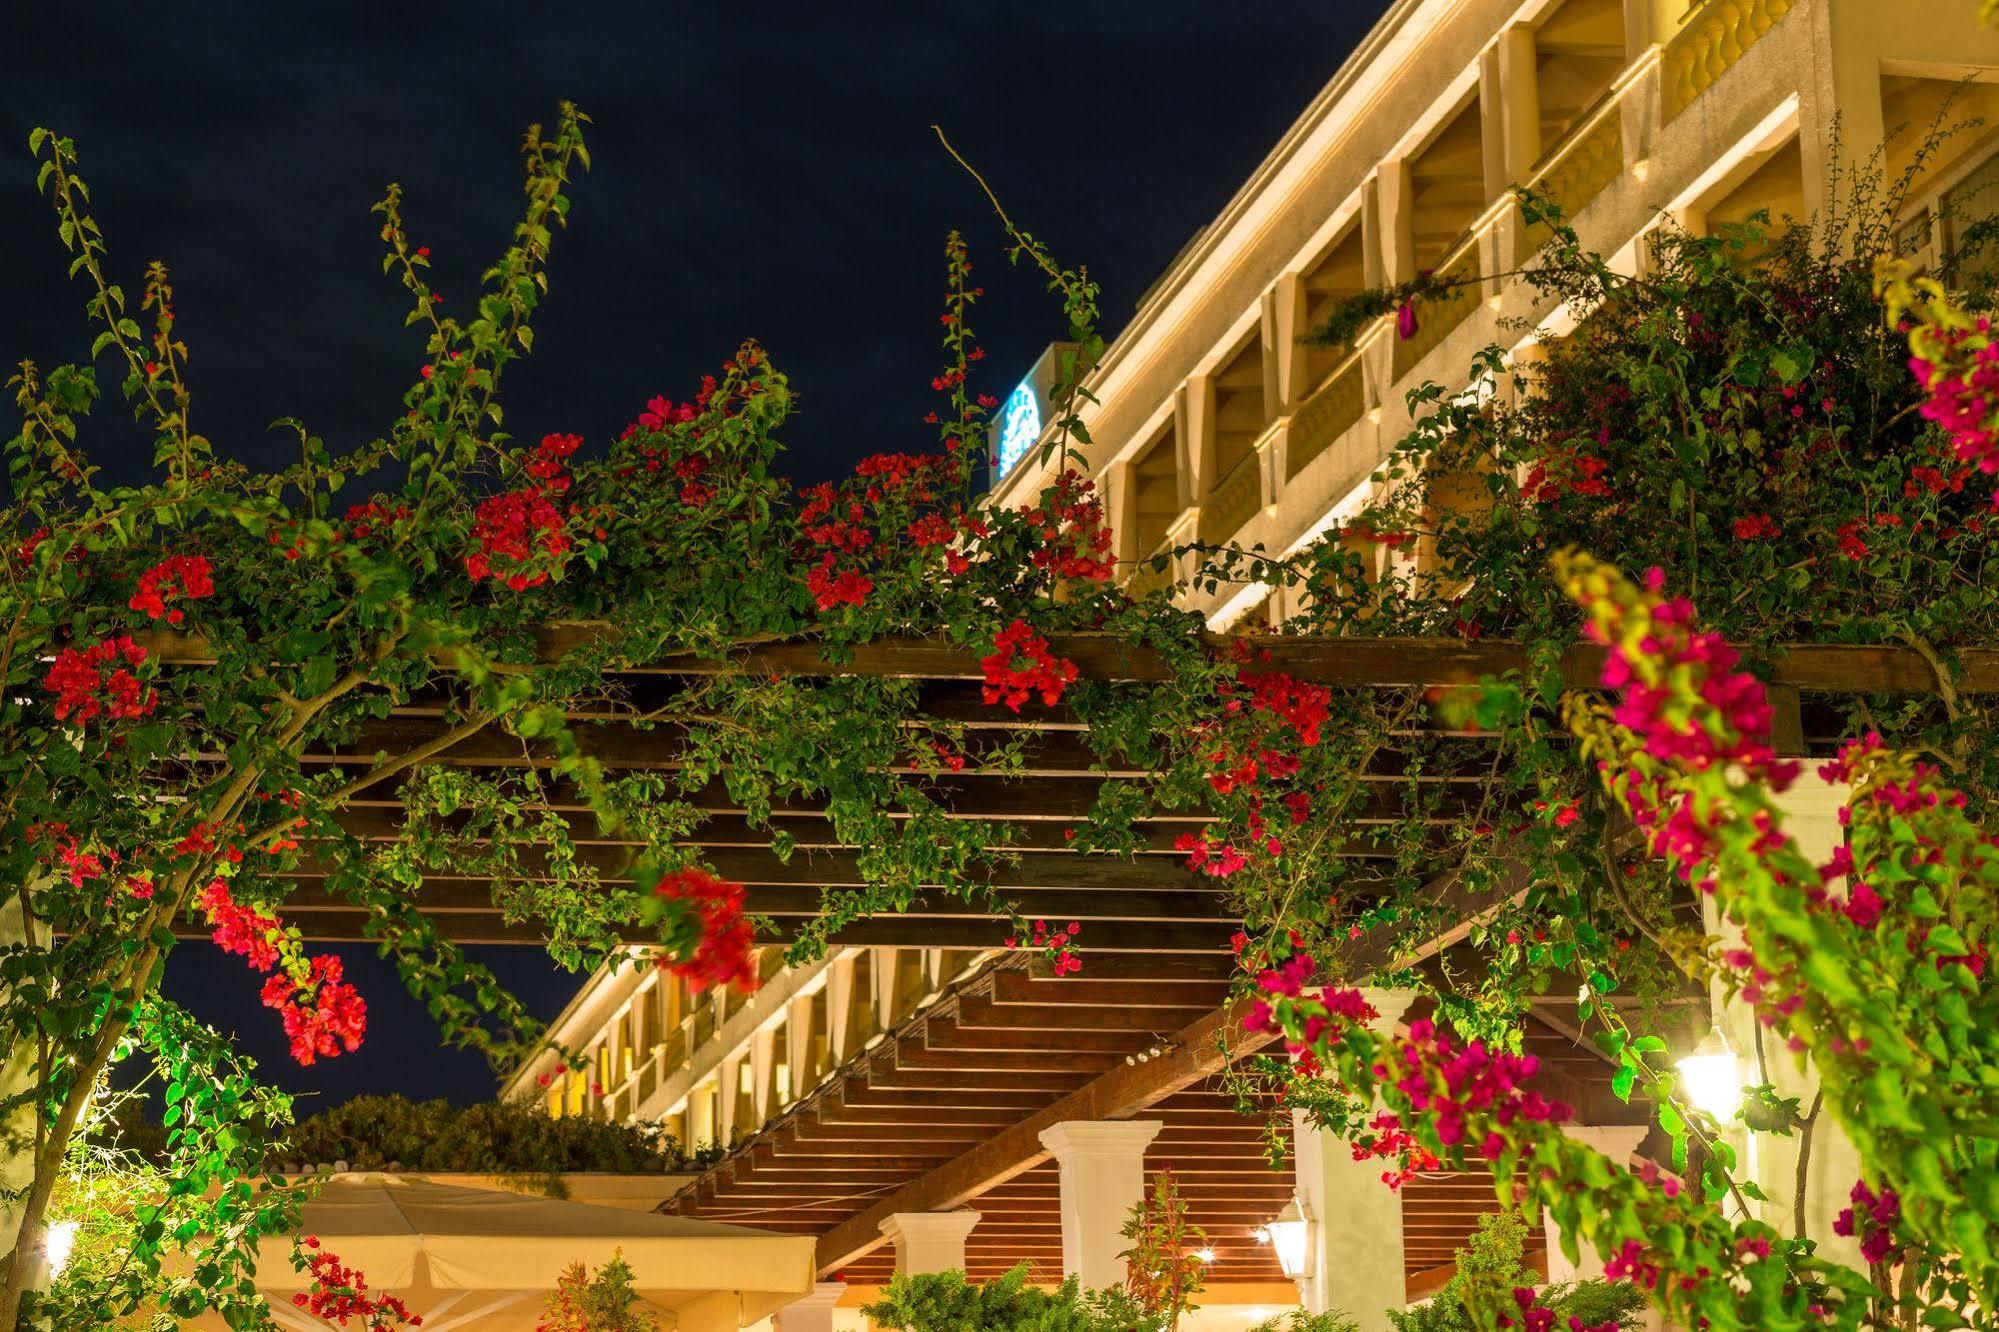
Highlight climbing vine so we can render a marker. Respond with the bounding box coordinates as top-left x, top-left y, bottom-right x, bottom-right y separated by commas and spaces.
4, 97, 1999, 1332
